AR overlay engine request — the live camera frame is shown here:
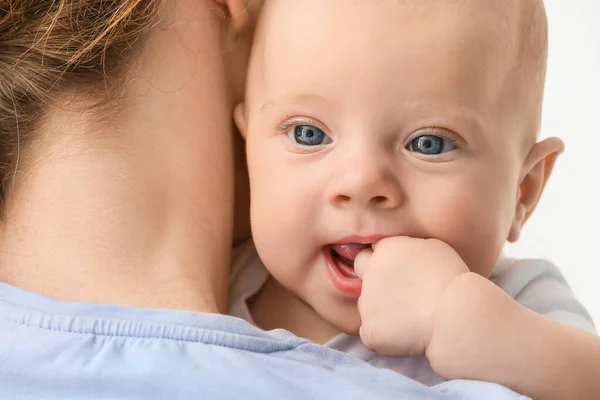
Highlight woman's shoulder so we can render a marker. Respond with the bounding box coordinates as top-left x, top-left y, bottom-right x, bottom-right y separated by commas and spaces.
0, 282, 527, 400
